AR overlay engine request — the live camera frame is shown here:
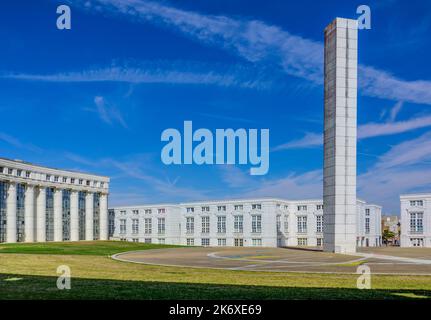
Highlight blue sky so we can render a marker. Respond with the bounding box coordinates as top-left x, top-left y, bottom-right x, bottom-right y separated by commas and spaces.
1, 0, 431, 213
